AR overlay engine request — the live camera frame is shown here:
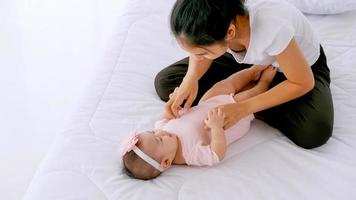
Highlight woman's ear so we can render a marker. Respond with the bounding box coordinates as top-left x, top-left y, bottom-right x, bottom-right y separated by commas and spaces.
160, 158, 173, 169
225, 24, 237, 41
